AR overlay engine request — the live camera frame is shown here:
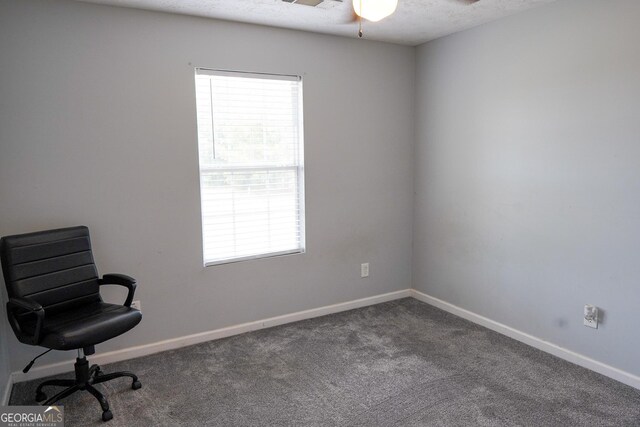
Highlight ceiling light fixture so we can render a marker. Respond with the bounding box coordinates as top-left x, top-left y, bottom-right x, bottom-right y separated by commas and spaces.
352, 0, 398, 22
